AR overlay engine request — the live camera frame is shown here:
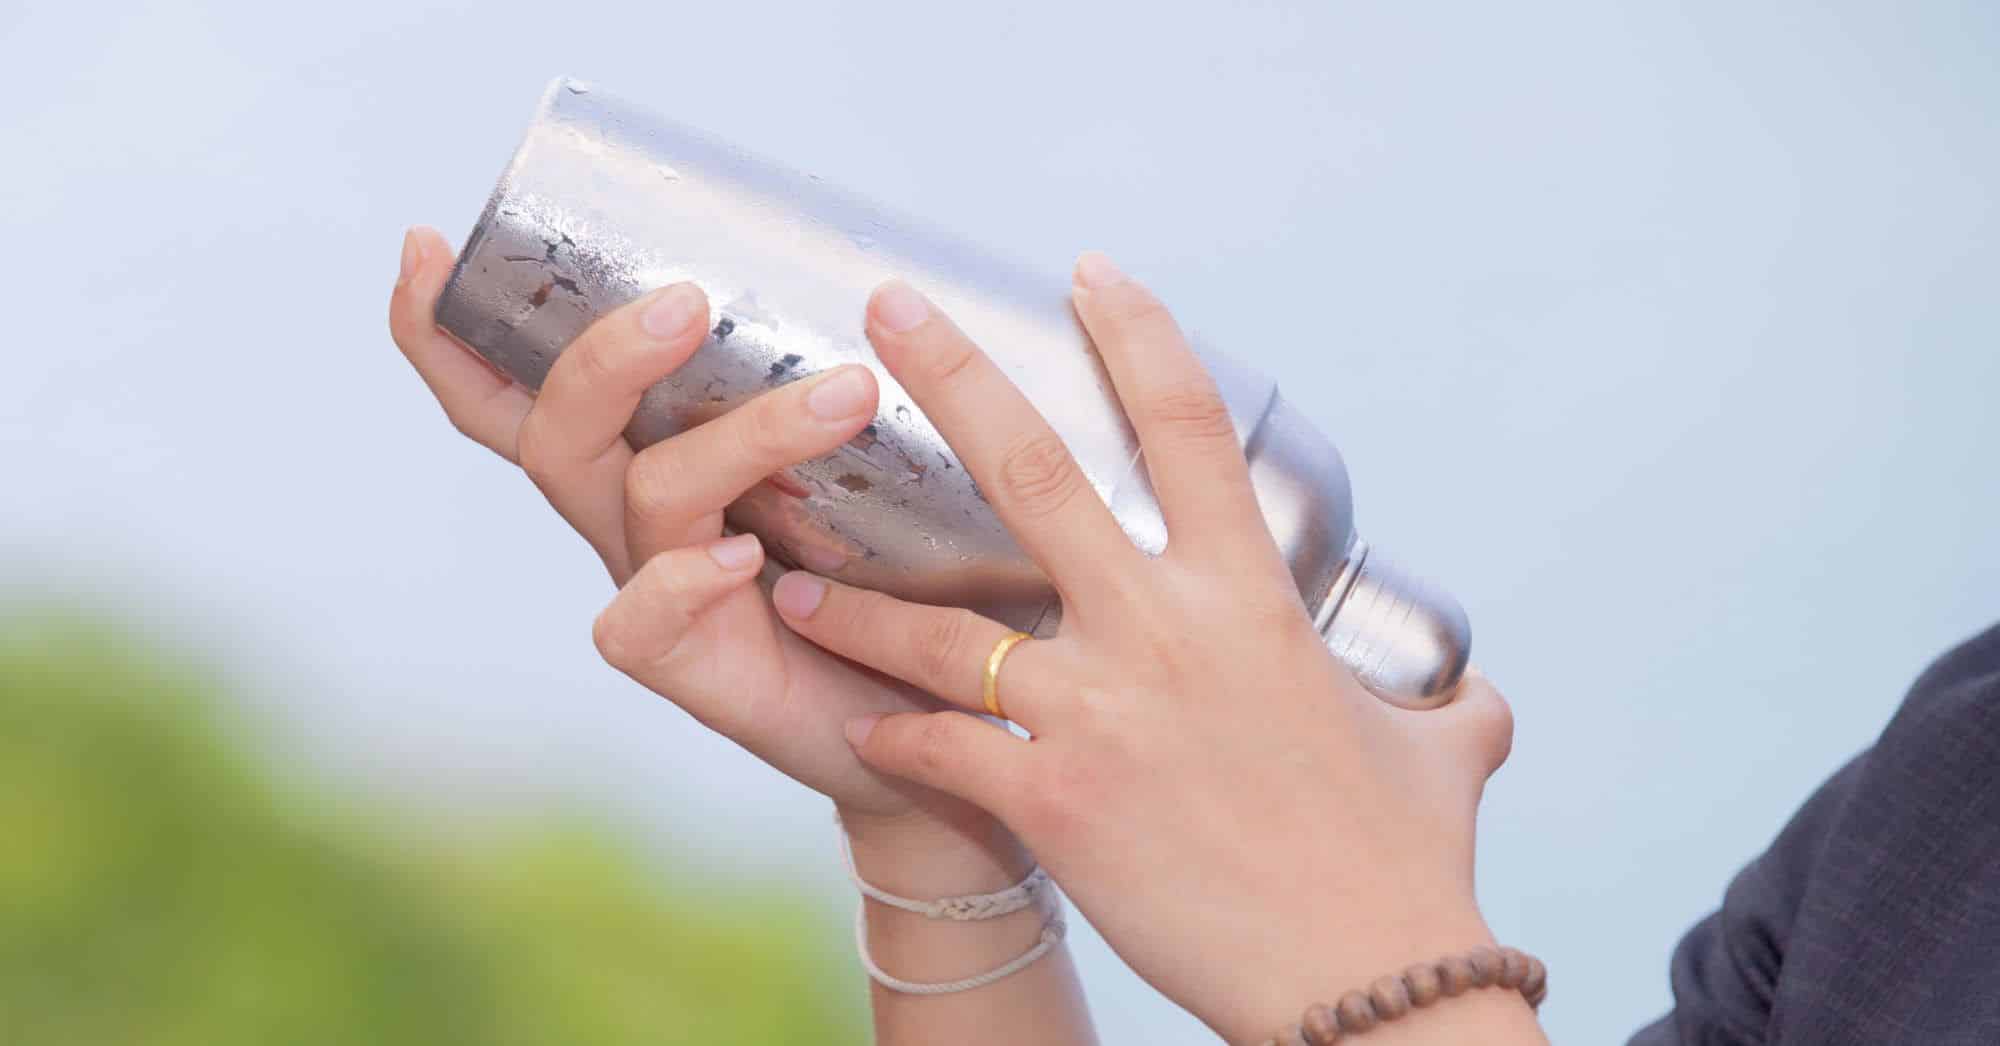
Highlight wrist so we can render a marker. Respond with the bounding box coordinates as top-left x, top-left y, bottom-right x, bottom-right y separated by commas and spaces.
835, 801, 1033, 898
835, 801, 1063, 996
1208, 898, 1509, 1044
